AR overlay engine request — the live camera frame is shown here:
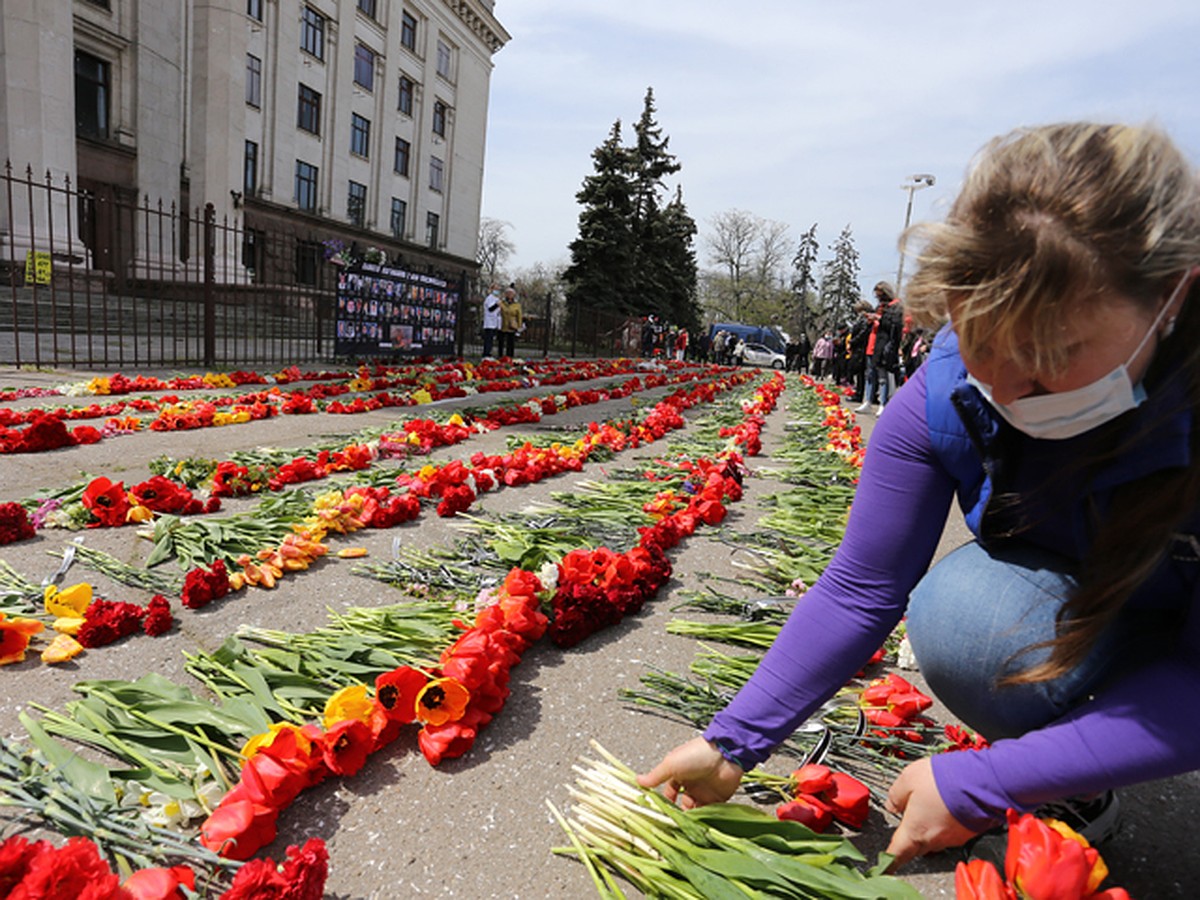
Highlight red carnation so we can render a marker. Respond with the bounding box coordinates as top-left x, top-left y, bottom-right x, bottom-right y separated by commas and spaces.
0, 502, 35, 545
142, 595, 174, 636
76, 599, 147, 648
